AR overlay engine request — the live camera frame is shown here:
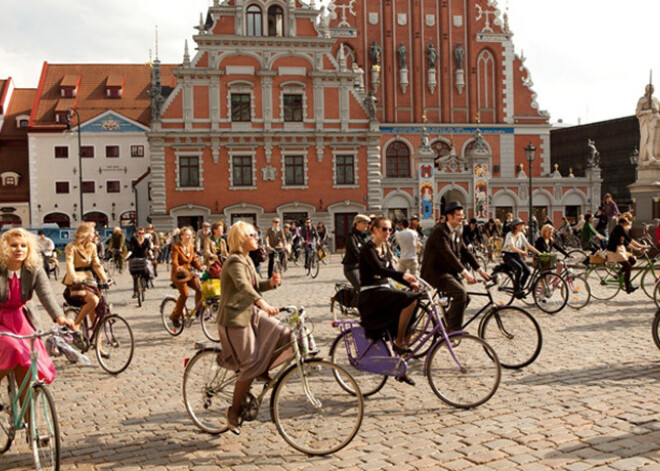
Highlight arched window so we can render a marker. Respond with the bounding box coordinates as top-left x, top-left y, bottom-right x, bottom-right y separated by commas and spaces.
267, 5, 284, 37
386, 141, 410, 178
246, 5, 263, 36
337, 43, 356, 68
431, 140, 451, 160
43, 212, 70, 228
83, 211, 109, 228
0, 214, 21, 228
477, 50, 497, 123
